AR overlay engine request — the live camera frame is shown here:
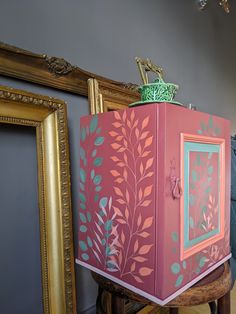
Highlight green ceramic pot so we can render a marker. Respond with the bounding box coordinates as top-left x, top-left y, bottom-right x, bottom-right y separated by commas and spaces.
139, 78, 178, 103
